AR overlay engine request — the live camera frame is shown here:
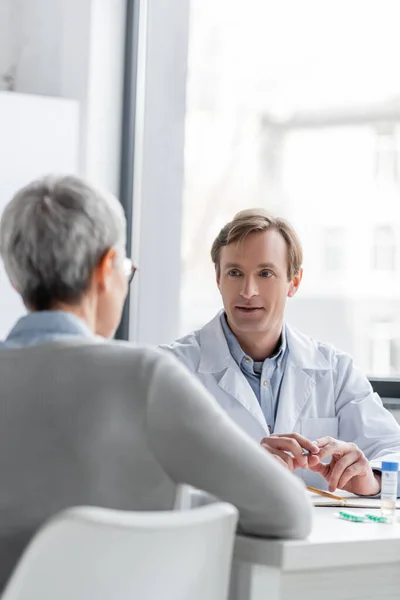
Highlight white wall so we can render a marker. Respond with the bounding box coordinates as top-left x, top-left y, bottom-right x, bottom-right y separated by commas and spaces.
0, 0, 126, 194
0, 0, 127, 337
0, 0, 192, 344
85, 0, 127, 194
